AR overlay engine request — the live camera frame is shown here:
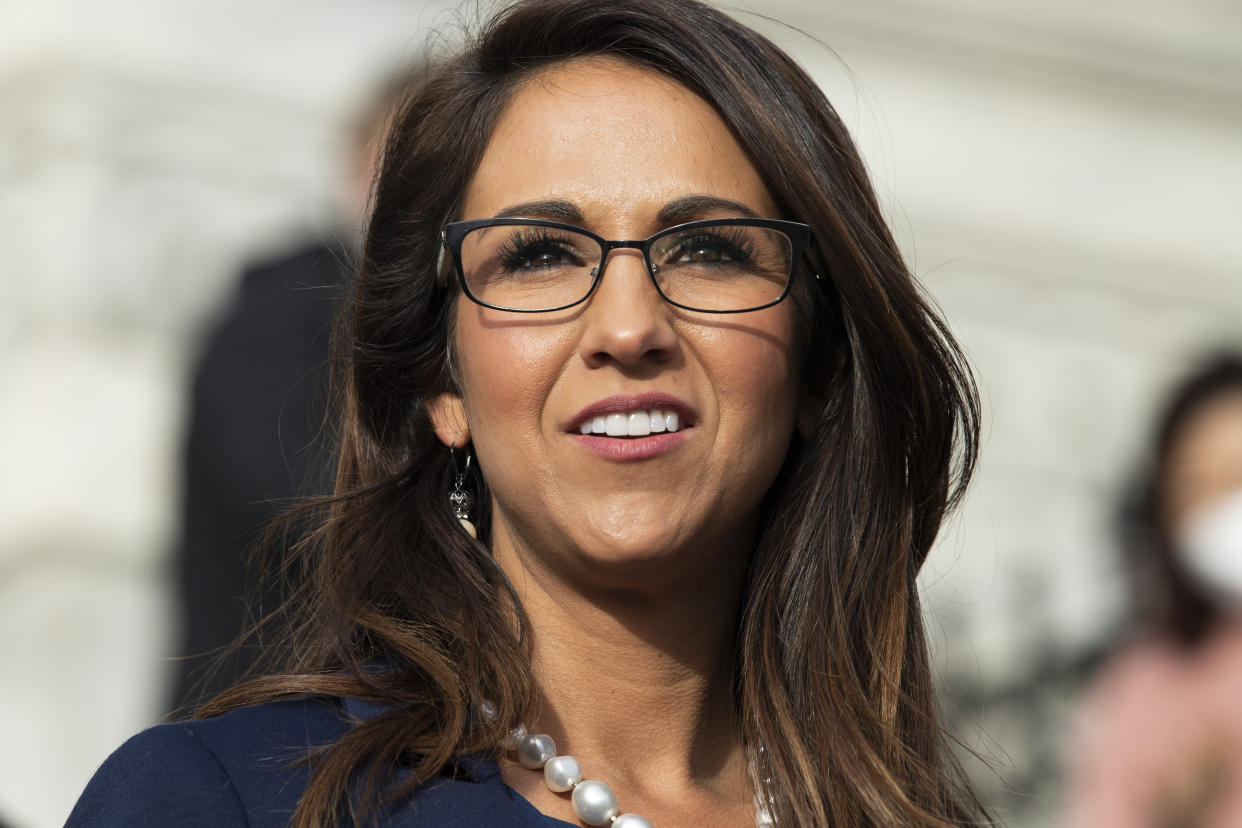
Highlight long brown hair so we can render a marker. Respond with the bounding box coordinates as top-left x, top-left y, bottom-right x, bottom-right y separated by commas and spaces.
202, 1, 986, 824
